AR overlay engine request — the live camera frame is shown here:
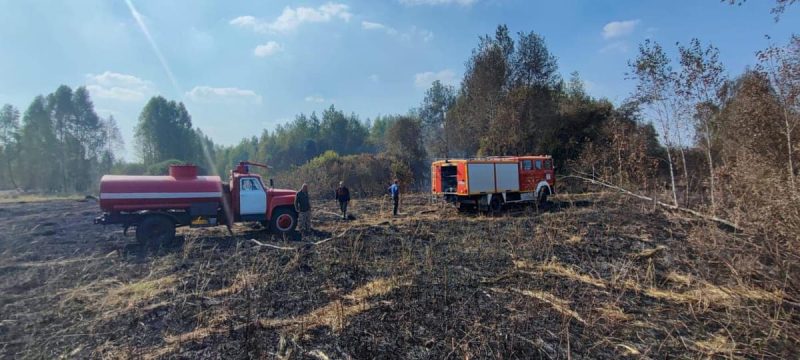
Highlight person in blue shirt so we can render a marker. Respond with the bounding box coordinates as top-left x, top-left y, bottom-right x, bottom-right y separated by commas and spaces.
388, 179, 400, 216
